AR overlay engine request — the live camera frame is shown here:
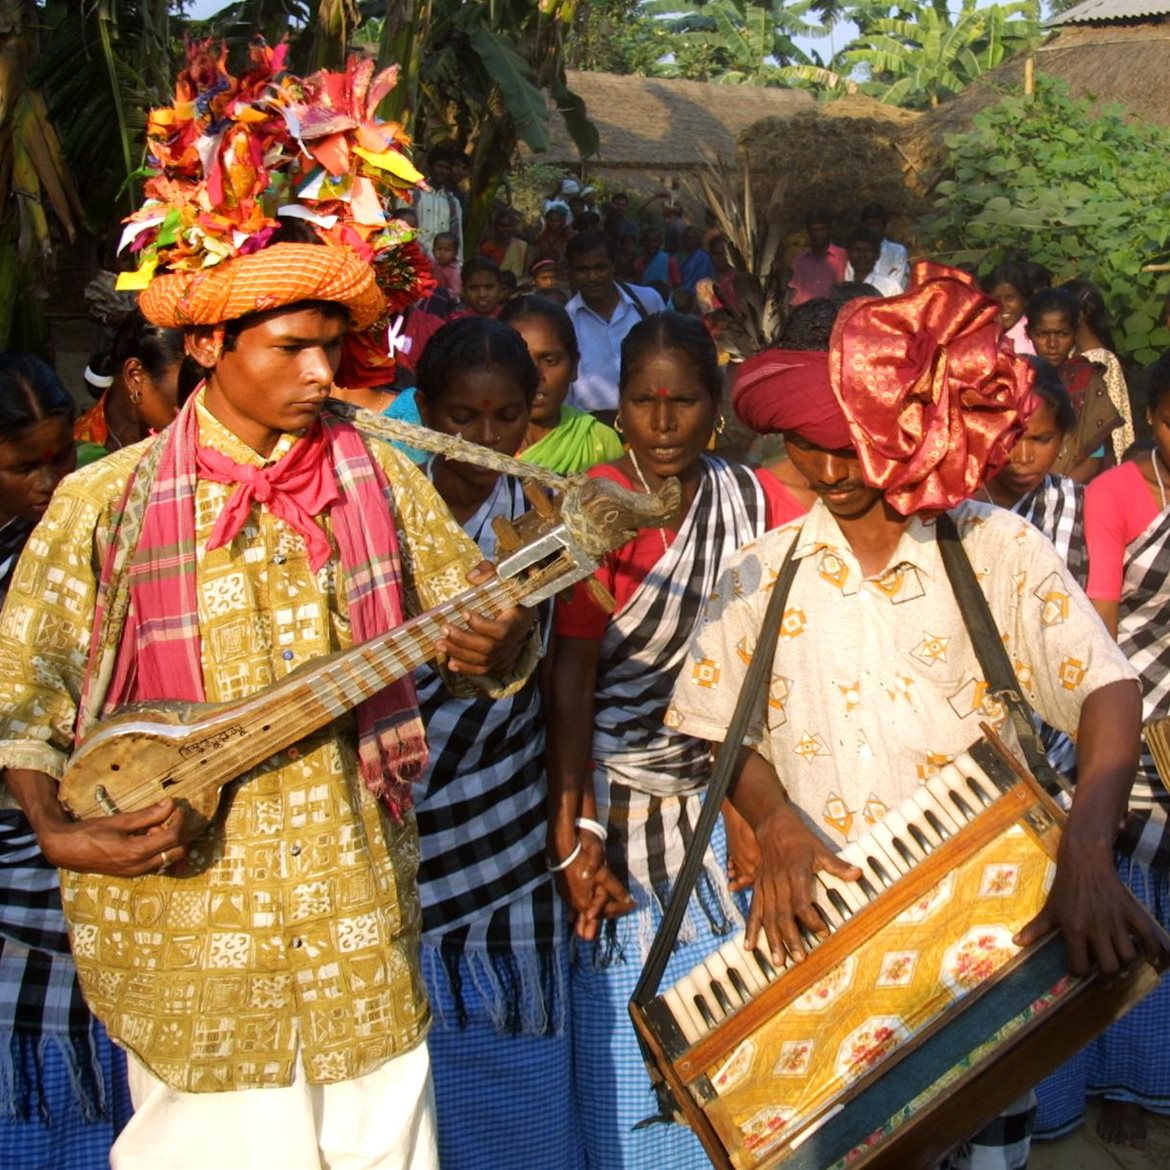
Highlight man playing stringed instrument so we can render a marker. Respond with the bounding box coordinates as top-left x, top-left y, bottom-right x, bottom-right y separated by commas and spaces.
0, 46, 539, 1170
664, 271, 1165, 1169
